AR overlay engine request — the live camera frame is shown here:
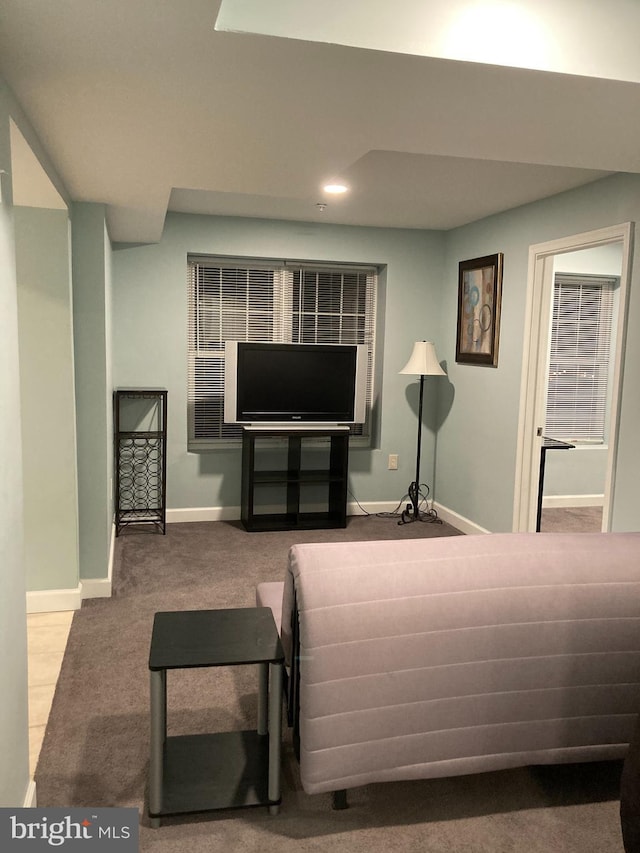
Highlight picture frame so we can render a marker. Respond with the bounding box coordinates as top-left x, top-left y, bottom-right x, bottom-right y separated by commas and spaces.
455, 252, 503, 367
